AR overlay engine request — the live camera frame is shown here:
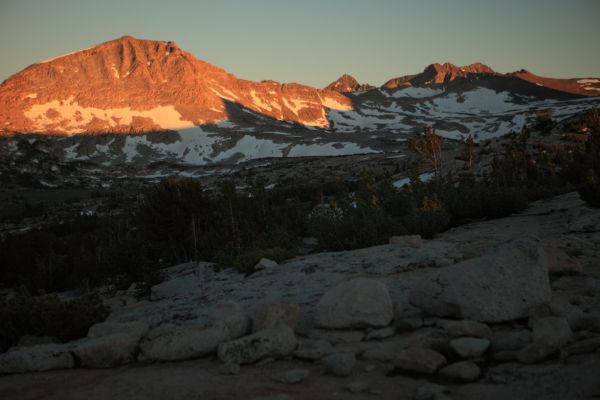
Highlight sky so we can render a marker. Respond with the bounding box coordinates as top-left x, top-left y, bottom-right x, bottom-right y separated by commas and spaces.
0, 0, 599, 87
